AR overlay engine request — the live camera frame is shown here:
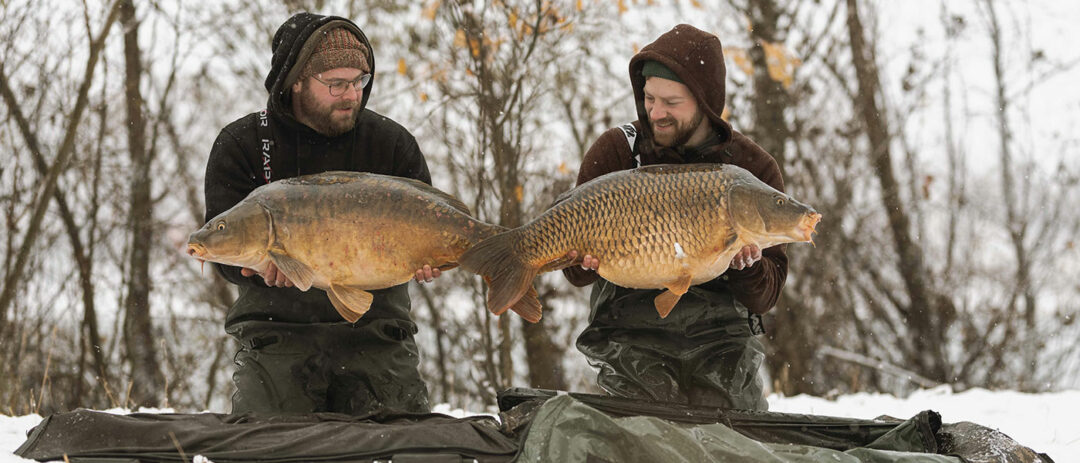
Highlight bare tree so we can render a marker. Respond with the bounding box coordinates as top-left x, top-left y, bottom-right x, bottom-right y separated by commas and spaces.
845, 0, 952, 383
0, 0, 122, 334
119, 0, 164, 407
